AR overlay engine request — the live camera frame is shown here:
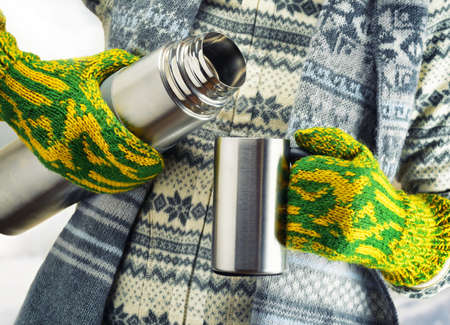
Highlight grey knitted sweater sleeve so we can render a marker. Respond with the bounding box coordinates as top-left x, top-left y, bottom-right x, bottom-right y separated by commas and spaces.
81, 0, 202, 55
